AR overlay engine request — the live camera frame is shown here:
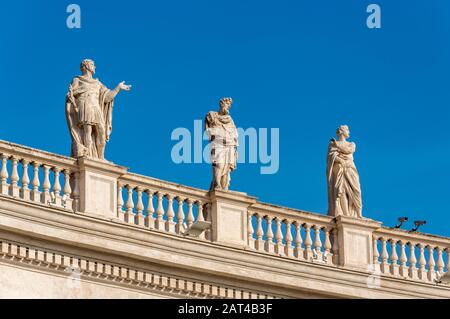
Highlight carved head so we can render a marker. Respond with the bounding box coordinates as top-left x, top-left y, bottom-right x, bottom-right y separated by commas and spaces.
80, 59, 96, 75
336, 125, 350, 139
219, 97, 233, 115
